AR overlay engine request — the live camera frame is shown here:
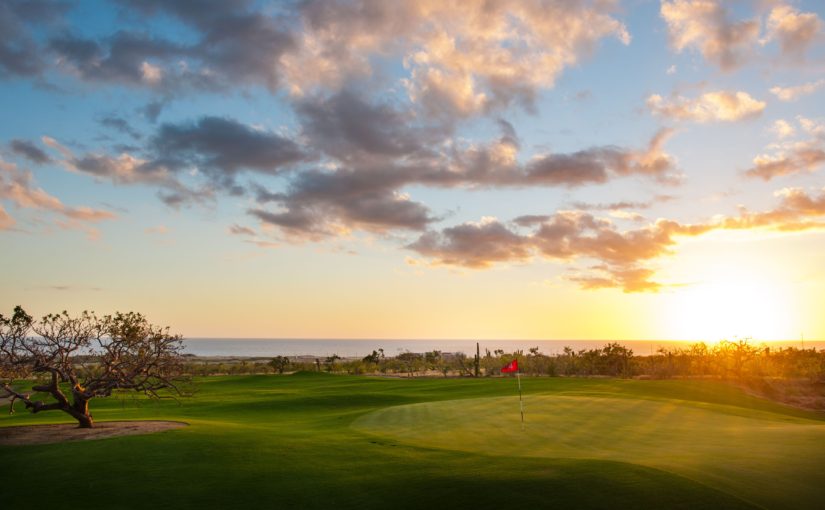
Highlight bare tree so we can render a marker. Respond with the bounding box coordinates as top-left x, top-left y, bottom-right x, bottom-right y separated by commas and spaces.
1, 306, 187, 428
